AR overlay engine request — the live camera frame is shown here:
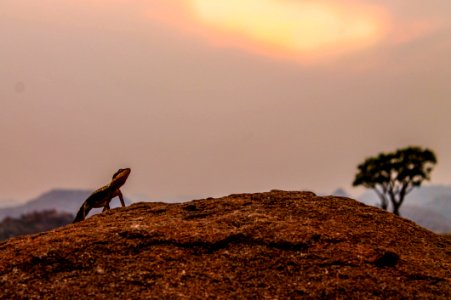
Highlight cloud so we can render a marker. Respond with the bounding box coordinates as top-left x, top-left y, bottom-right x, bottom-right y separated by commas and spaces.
144, 0, 389, 62
144, 0, 451, 63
